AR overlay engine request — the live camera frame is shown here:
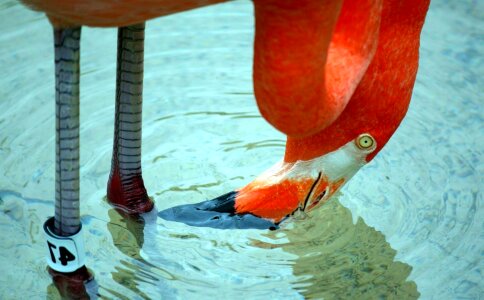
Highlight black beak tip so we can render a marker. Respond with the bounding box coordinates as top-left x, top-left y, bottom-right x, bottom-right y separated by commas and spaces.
158, 191, 278, 230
